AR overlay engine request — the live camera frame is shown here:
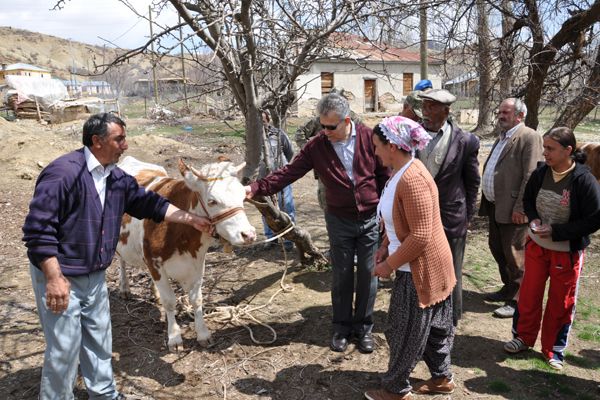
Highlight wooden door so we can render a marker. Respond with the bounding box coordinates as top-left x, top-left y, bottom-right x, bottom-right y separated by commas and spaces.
403, 73, 413, 95
364, 79, 376, 112
321, 72, 334, 95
